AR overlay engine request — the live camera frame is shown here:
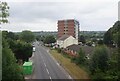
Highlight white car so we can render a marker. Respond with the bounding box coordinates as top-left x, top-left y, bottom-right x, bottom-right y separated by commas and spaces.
33, 47, 35, 52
